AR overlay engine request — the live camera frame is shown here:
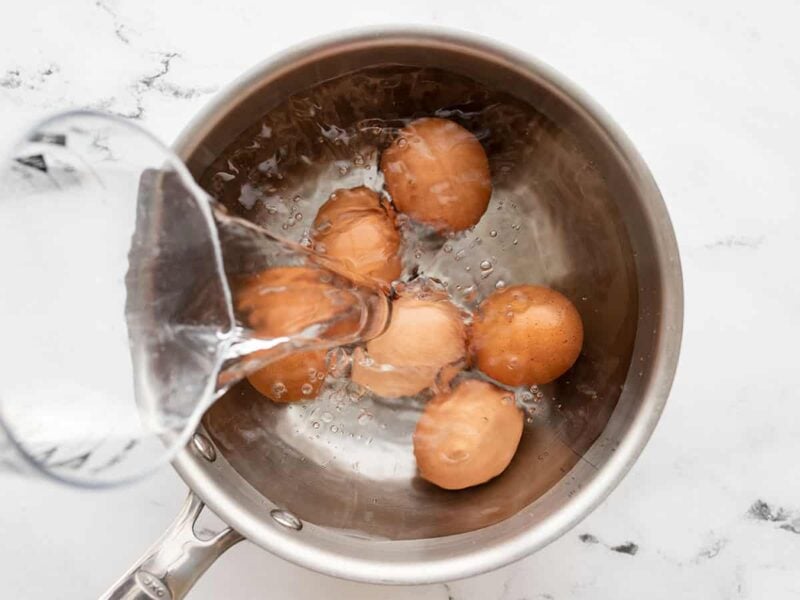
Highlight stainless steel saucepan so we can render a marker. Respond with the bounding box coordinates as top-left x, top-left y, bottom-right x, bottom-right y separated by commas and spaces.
104, 27, 683, 599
